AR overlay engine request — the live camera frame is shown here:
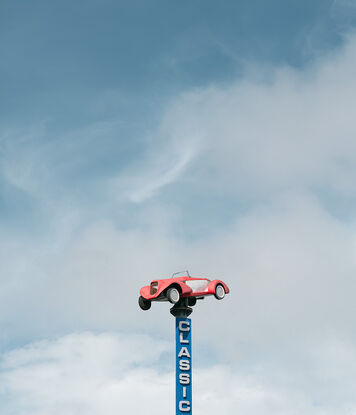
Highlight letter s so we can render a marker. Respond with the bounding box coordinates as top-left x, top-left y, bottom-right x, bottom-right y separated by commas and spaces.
179, 359, 190, 371
179, 373, 190, 385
